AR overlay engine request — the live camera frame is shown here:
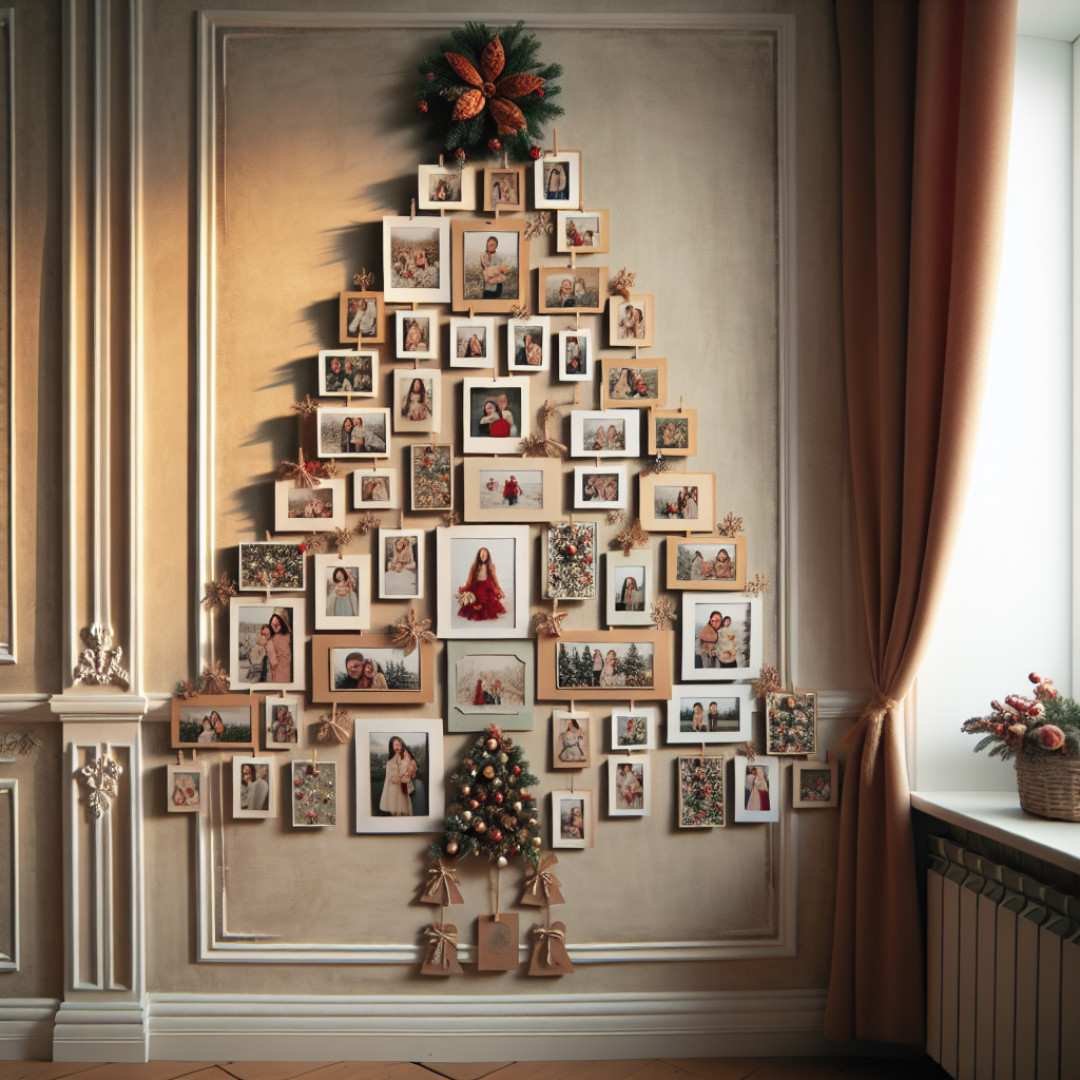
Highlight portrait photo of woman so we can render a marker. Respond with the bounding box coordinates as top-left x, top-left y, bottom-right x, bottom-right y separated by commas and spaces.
229, 599, 305, 691
456, 546, 506, 623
